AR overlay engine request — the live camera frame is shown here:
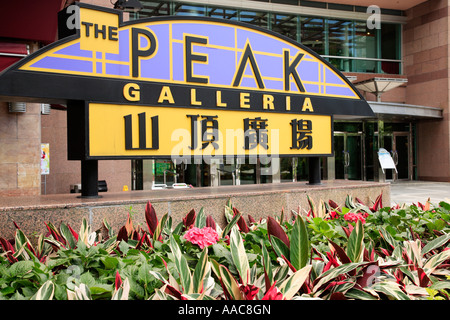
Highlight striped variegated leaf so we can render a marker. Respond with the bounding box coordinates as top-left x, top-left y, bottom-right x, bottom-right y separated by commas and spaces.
153, 212, 168, 242
421, 233, 450, 256
230, 227, 250, 285
424, 249, 450, 273
403, 240, 423, 268
290, 214, 309, 271
78, 218, 91, 246
224, 202, 234, 223
262, 243, 274, 289
221, 212, 242, 238
278, 264, 312, 300
313, 262, 369, 293
149, 270, 169, 285
270, 235, 290, 261
371, 280, 410, 300
193, 248, 210, 293
378, 227, 398, 249
219, 264, 245, 300
31, 280, 55, 300
111, 277, 130, 300
169, 234, 192, 294
345, 288, 378, 300
347, 219, 364, 262
429, 280, 450, 291
195, 207, 206, 229
67, 283, 92, 300
60, 223, 77, 249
